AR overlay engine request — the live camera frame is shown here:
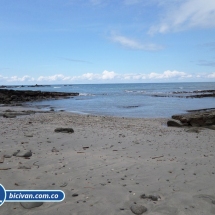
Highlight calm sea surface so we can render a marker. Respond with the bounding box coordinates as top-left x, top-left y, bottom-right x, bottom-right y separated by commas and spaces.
6, 82, 215, 118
